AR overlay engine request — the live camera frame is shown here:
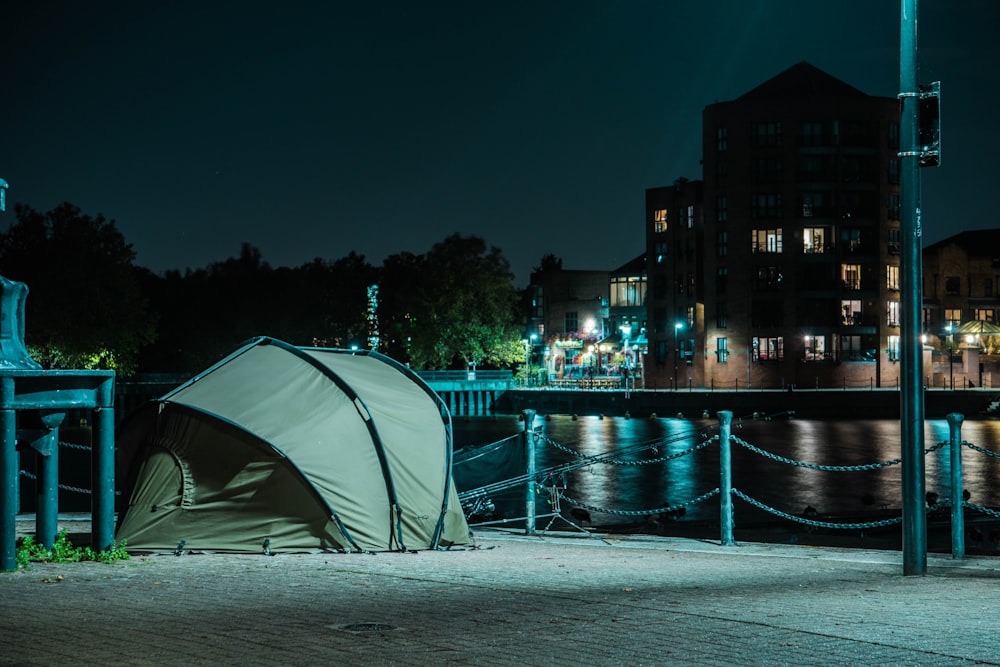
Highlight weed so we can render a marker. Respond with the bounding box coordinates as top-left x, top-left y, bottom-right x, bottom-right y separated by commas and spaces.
12, 528, 129, 571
